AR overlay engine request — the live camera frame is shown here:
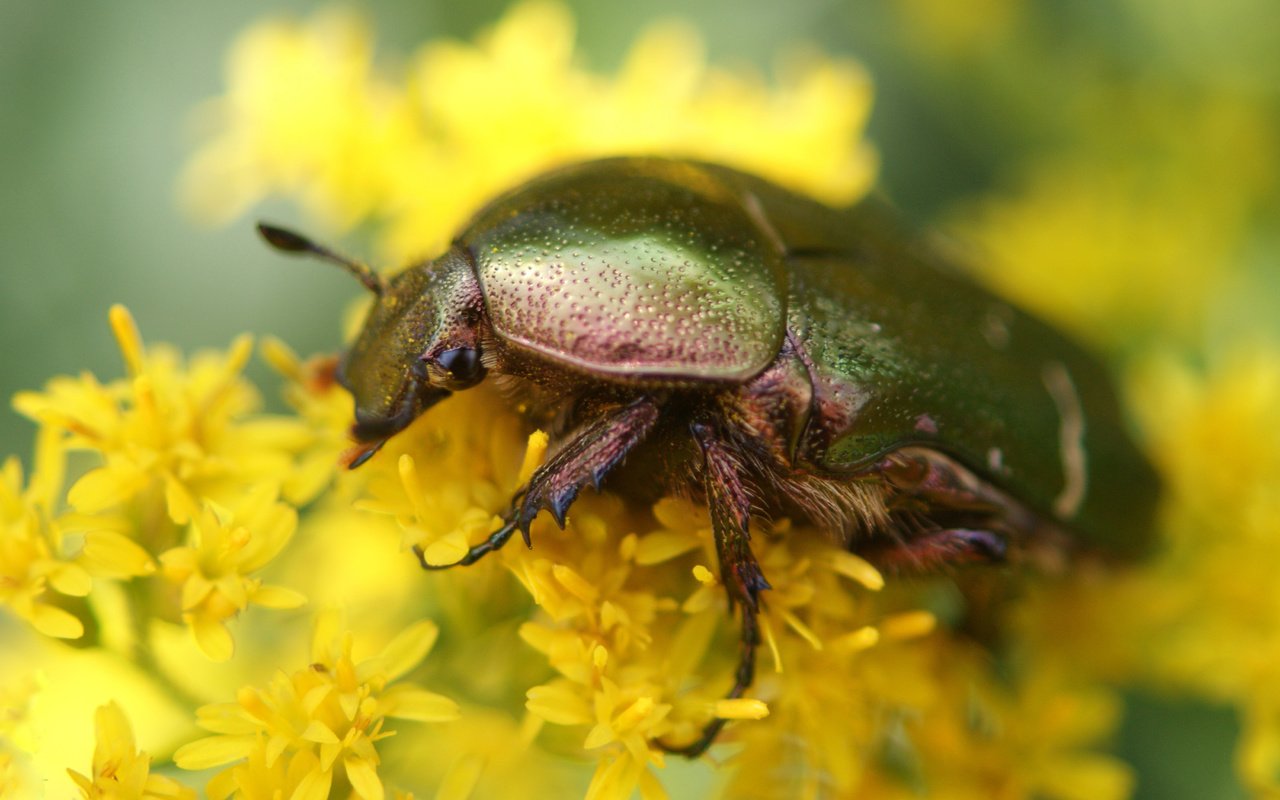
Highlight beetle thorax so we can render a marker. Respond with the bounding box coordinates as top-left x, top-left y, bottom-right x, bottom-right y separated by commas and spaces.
459, 160, 789, 386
